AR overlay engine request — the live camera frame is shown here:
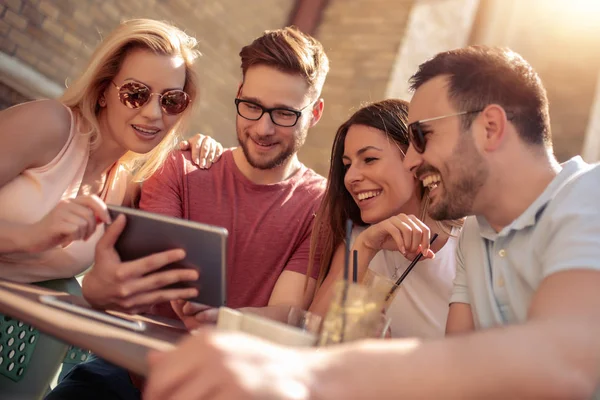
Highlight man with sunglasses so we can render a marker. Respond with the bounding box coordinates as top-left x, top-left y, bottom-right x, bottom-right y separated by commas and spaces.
144, 46, 600, 400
